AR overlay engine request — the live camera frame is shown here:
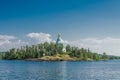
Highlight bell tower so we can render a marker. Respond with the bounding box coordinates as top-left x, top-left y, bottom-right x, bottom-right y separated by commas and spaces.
56, 33, 62, 45
56, 33, 66, 52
